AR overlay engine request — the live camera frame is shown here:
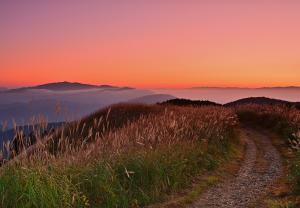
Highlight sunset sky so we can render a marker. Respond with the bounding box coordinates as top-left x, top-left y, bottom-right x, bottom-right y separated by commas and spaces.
1, 1, 300, 88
